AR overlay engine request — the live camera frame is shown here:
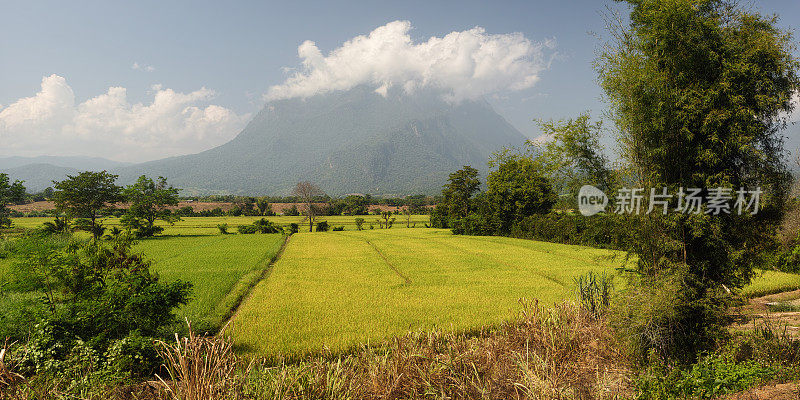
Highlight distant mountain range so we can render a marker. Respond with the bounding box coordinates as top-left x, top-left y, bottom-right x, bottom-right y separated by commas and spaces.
0, 156, 131, 192
4, 87, 527, 195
